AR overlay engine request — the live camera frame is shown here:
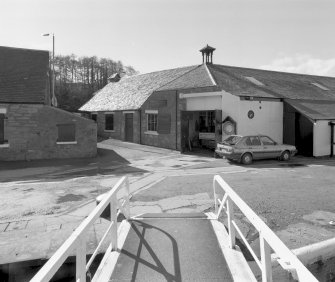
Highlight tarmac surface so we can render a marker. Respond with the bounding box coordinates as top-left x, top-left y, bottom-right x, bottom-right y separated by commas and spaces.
1, 138, 335, 277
